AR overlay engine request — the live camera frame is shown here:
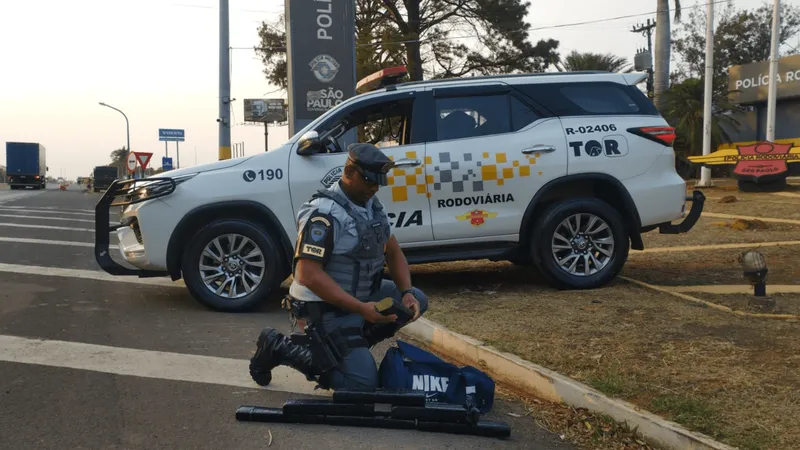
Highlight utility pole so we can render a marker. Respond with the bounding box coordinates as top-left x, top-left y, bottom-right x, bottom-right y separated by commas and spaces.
631, 19, 656, 97
698, 0, 715, 187
219, 0, 231, 160
766, 0, 781, 141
